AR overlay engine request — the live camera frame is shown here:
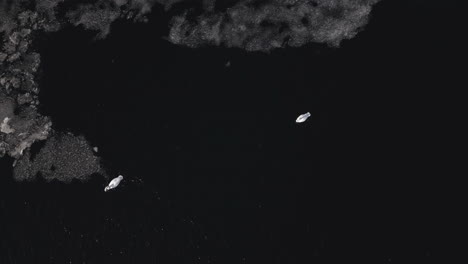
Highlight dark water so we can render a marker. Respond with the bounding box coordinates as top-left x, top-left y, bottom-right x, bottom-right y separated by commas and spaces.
1, 1, 463, 263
